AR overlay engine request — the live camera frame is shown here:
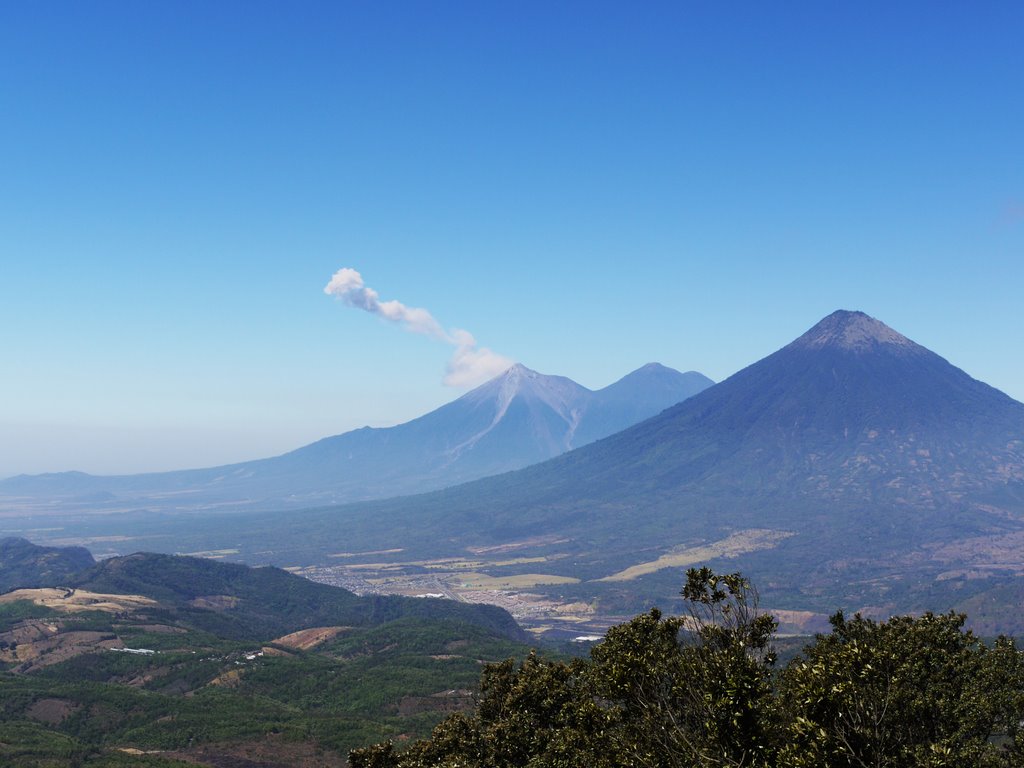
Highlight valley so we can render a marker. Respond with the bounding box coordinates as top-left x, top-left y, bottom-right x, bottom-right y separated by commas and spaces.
289, 529, 808, 639
294, 558, 608, 641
